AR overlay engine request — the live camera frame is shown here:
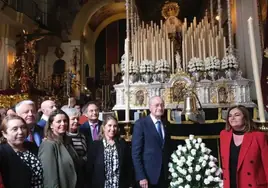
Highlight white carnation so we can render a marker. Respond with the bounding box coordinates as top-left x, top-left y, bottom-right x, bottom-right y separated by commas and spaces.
186, 160, 192, 167
172, 172, 178, 178
180, 156, 186, 163
192, 139, 197, 144
200, 143, 206, 148
182, 147, 187, 153
190, 149, 197, 156
210, 167, 217, 173
209, 161, 216, 167
171, 153, 177, 159
178, 160, 184, 167
185, 184, 190, 188
204, 154, 209, 160
169, 167, 175, 173
189, 135, 194, 140
201, 147, 207, 153
204, 178, 210, 185
196, 174, 201, 181
187, 156, 194, 162
185, 139, 190, 145
195, 165, 201, 172
214, 177, 221, 182
186, 144, 192, 150
177, 145, 182, 150
195, 143, 200, 150
188, 167, 193, 173
178, 177, 183, 184
197, 138, 202, 143
176, 150, 182, 156
198, 157, 204, 163
208, 175, 214, 181
186, 175, 192, 181
202, 160, 207, 167
205, 169, 211, 176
